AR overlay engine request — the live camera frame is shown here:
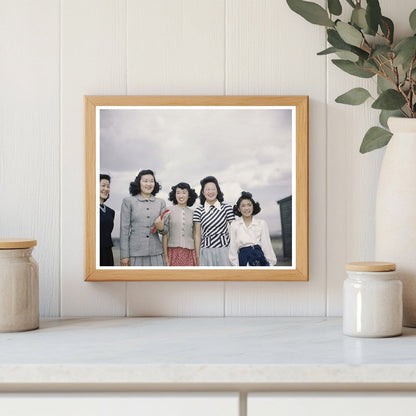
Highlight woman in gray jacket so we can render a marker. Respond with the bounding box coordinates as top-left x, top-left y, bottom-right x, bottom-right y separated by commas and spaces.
120, 169, 168, 267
